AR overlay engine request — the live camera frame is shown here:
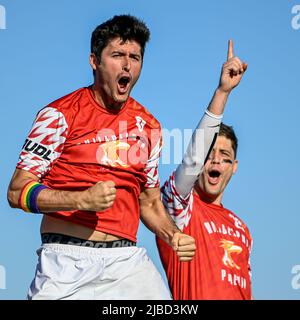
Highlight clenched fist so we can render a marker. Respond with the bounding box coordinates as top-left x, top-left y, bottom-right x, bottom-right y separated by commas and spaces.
219, 39, 247, 93
78, 180, 116, 211
171, 232, 196, 262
